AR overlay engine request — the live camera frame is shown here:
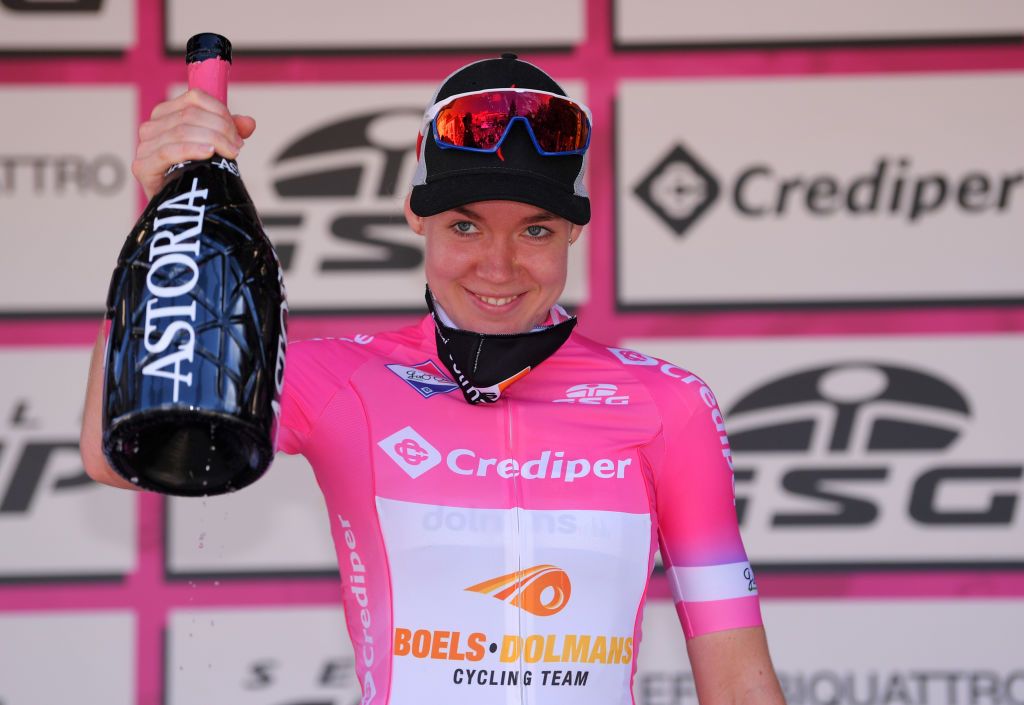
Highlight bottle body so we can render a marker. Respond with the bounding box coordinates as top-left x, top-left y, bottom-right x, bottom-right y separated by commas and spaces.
102, 155, 287, 495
